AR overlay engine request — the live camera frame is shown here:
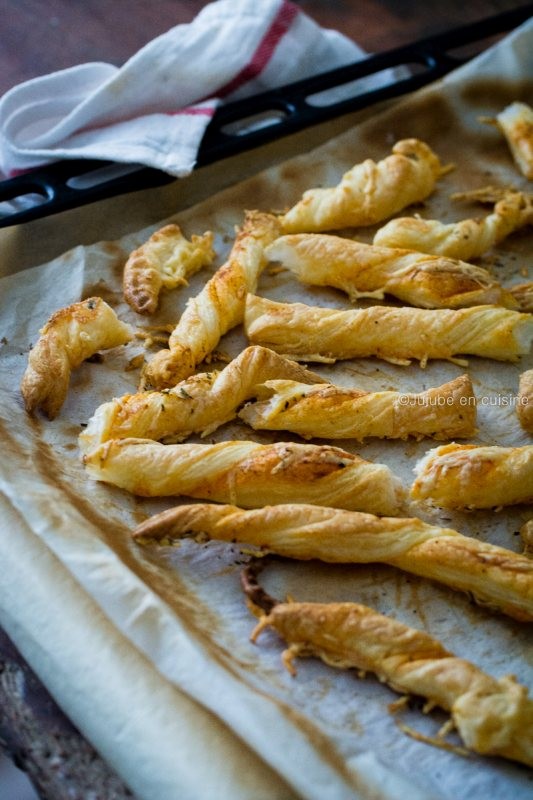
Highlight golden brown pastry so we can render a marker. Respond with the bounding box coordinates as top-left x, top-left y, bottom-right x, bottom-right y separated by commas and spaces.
266, 233, 516, 308
123, 224, 215, 314
20, 297, 133, 419
518, 369, 533, 433
495, 102, 533, 180
133, 502, 533, 621
239, 374, 476, 441
141, 211, 281, 390
245, 294, 533, 367
411, 443, 533, 508
85, 440, 404, 514
79, 346, 324, 453
281, 139, 448, 233
510, 282, 533, 313
373, 186, 533, 260
248, 597, 533, 767
521, 519, 533, 557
